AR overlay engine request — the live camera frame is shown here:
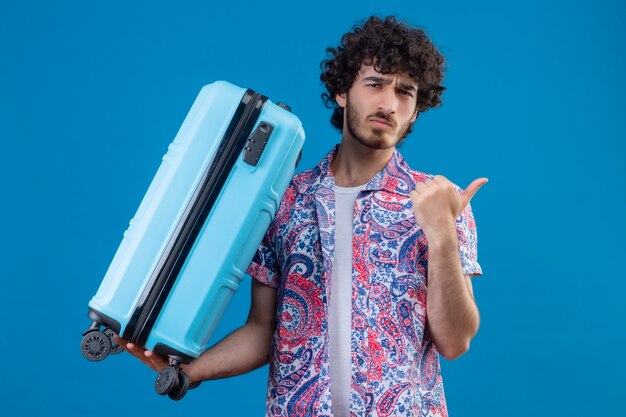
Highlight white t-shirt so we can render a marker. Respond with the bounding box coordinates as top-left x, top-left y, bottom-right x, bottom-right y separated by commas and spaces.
329, 183, 366, 417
